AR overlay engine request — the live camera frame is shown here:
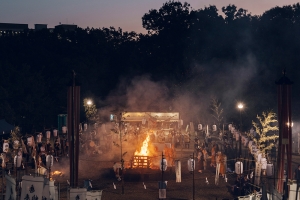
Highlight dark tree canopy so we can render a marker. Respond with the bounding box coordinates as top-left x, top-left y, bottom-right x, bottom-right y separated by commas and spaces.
1, 1, 300, 133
